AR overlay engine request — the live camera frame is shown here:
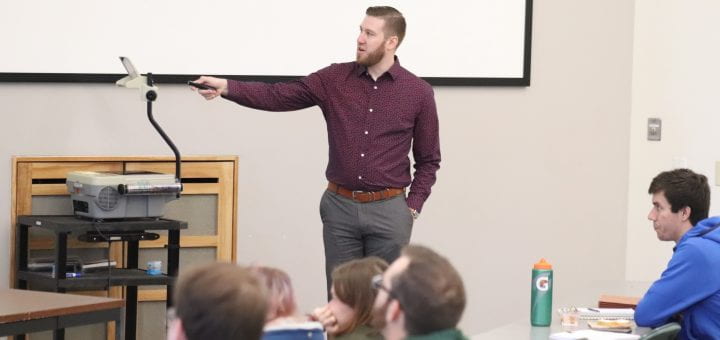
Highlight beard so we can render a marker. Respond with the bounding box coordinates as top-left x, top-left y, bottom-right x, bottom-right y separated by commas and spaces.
356, 45, 386, 67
